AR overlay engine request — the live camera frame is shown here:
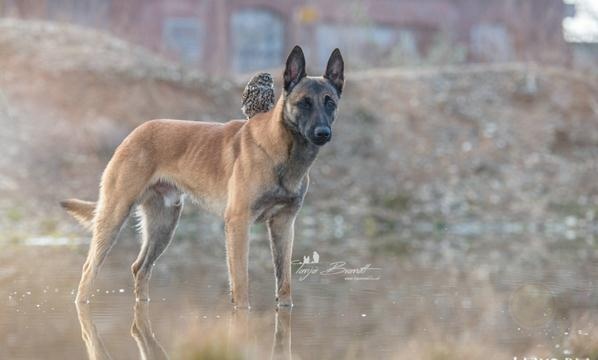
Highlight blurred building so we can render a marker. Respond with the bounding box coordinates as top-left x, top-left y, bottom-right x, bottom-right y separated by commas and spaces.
572, 42, 598, 71
1, 0, 576, 74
